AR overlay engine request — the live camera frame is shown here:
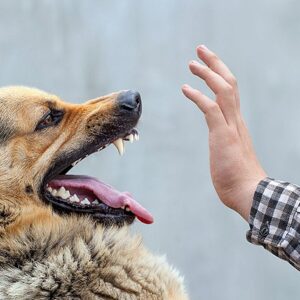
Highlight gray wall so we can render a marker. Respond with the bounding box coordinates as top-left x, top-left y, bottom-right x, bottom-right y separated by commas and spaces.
1, 0, 300, 298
